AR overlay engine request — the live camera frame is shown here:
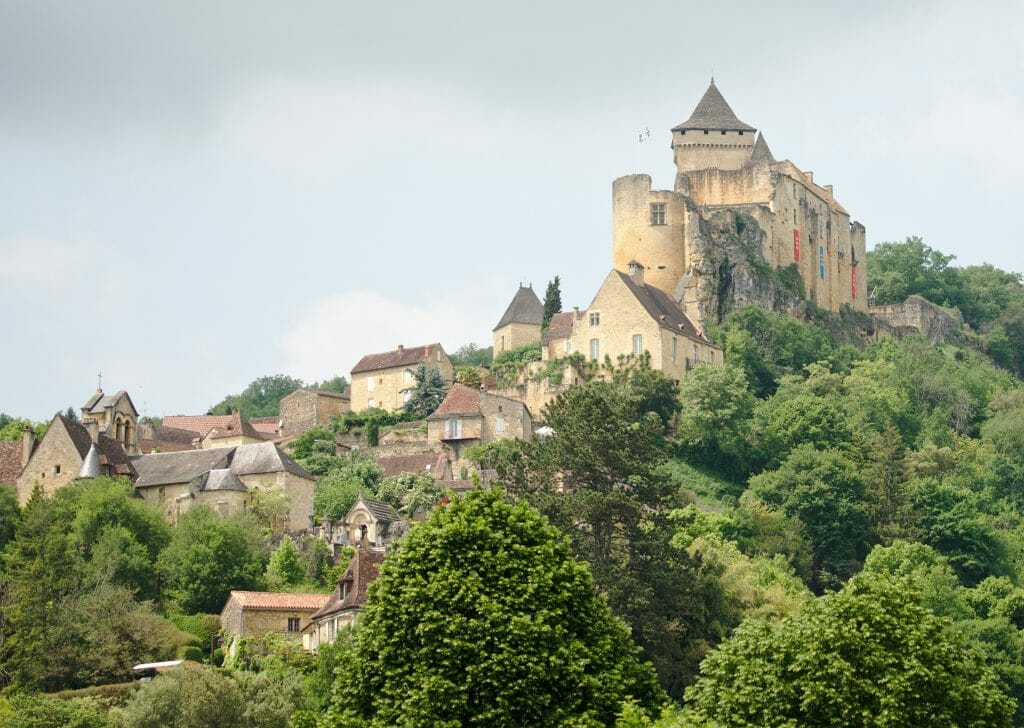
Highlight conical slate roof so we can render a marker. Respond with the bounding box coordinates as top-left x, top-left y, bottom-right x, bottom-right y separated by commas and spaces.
493, 285, 544, 331
672, 80, 756, 133
78, 443, 102, 478
749, 132, 775, 163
